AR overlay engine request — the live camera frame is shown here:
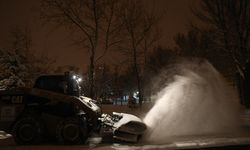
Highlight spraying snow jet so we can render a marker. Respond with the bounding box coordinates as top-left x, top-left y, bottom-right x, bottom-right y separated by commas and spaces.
143, 59, 241, 143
